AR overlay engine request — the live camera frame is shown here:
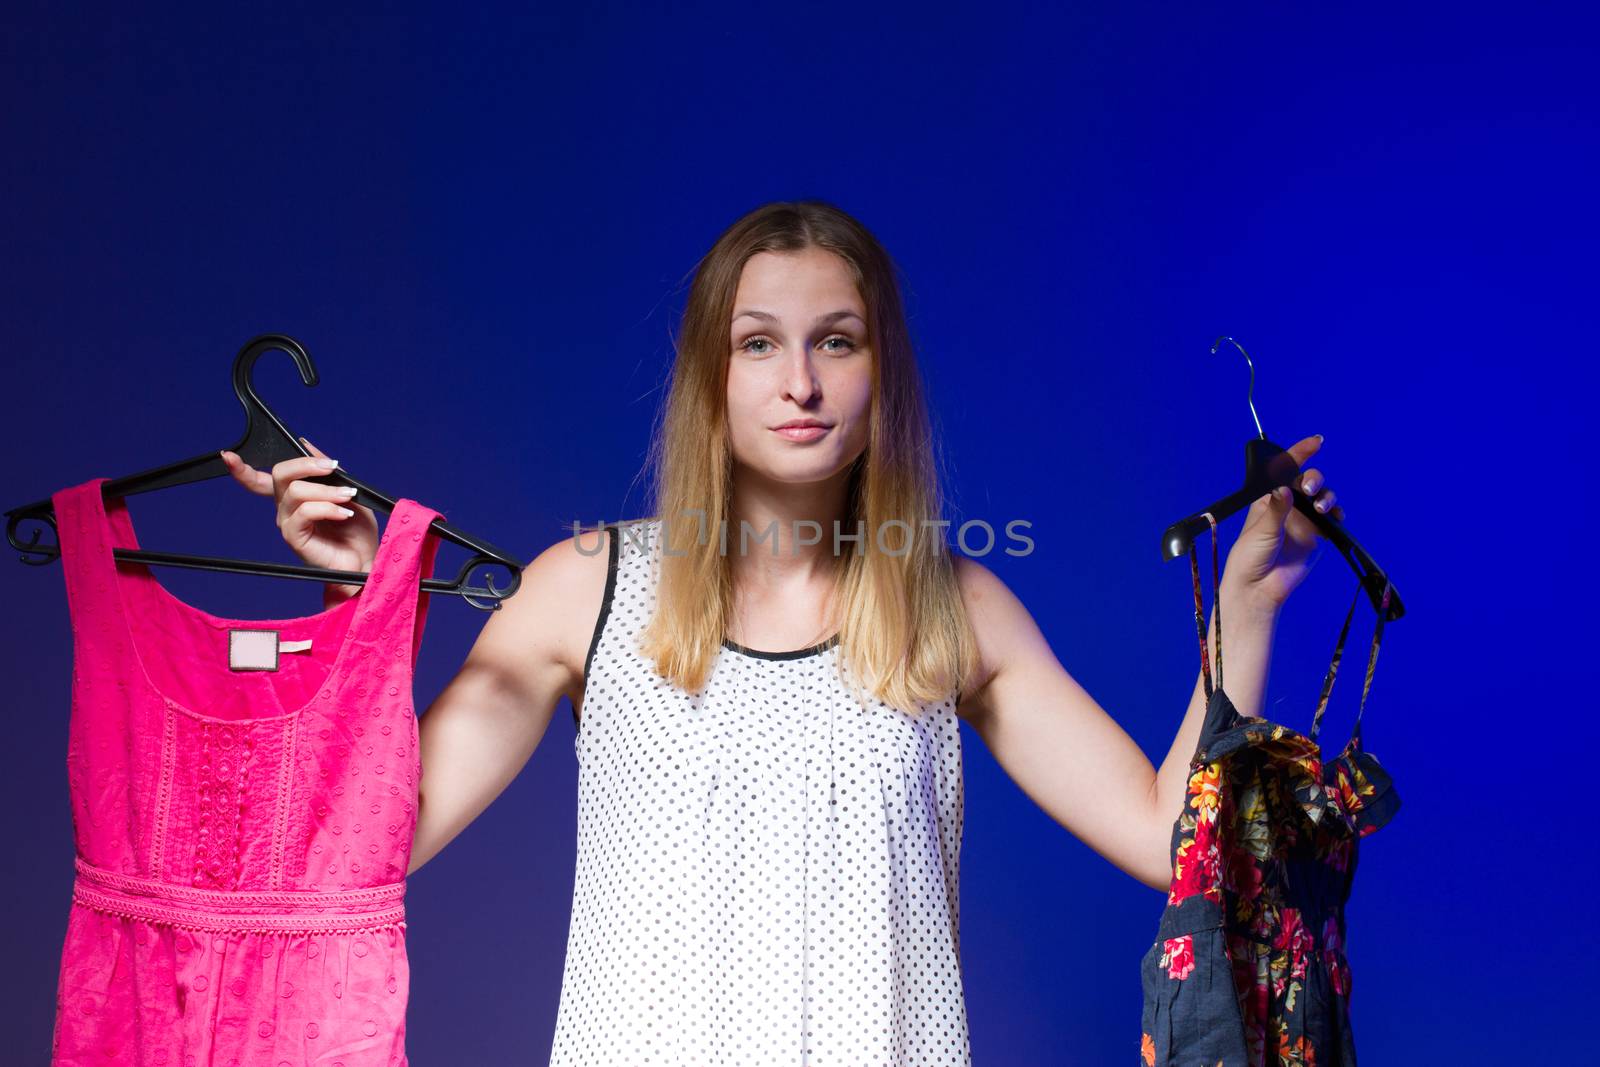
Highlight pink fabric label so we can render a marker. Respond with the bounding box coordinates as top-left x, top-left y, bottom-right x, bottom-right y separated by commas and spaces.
228, 628, 279, 671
